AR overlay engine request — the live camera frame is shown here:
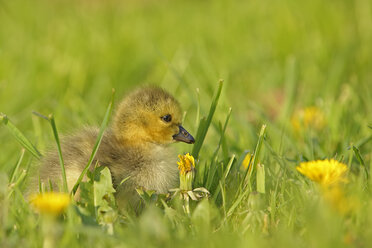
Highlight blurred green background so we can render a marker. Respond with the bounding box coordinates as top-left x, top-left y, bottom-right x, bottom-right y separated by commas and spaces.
1, 0, 372, 171
1, 0, 372, 173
